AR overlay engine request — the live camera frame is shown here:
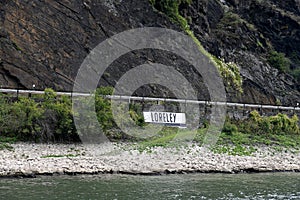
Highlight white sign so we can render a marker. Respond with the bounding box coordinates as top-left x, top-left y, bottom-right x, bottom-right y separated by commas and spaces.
143, 111, 186, 126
